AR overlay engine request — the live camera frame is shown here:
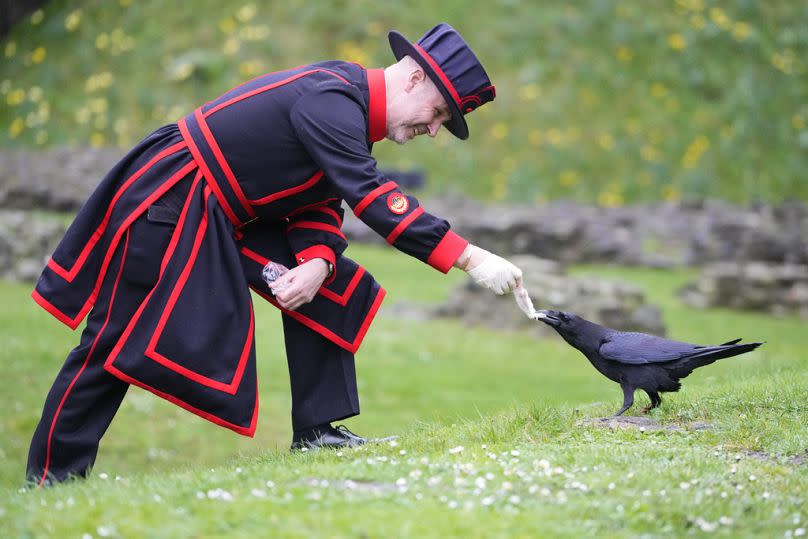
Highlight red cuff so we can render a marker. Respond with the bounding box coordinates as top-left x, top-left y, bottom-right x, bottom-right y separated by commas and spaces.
426, 230, 468, 274
295, 244, 337, 285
